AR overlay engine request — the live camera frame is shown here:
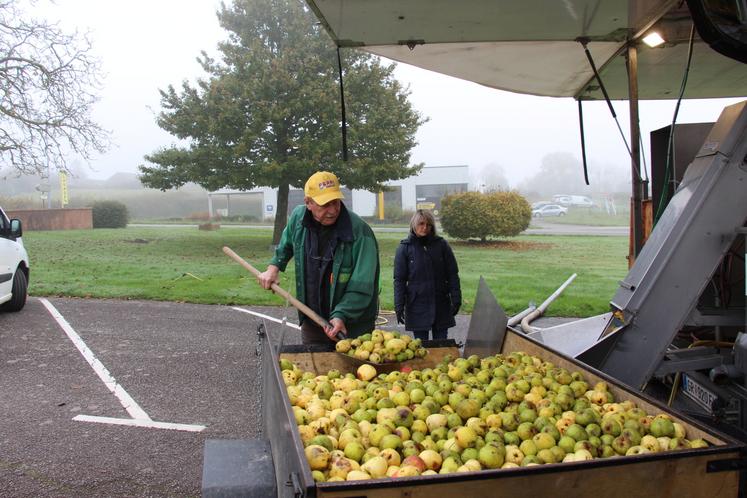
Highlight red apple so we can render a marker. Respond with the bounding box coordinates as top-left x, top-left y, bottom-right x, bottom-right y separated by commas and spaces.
401, 455, 427, 473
